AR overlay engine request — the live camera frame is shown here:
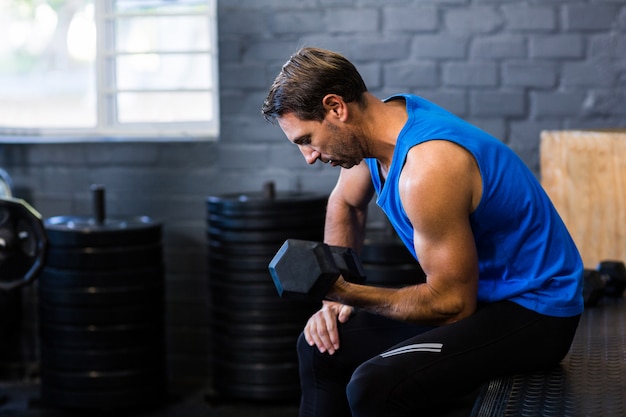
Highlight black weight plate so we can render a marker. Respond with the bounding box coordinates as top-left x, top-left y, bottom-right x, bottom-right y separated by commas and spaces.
45, 243, 162, 270
207, 240, 283, 257
45, 216, 161, 248
208, 252, 274, 272
211, 382, 299, 403
212, 345, 297, 365
208, 267, 277, 284
213, 360, 298, 386
207, 227, 323, 244
0, 198, 47, 290
41, 345, 165, 371
39, 282, 164, 307
39, 301, 164, 325
362, 263, 426, 286
40, 323, 163, 349
39, 265, 164, 289
41, 367, 165, 390
361, 242, 417, 265
207, 212, 325, 231
209, 279, 277, 298
207, 192, 327, 216
210, 304, 315, 325
40, 383, 166, 410
210, 317, 304, 337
